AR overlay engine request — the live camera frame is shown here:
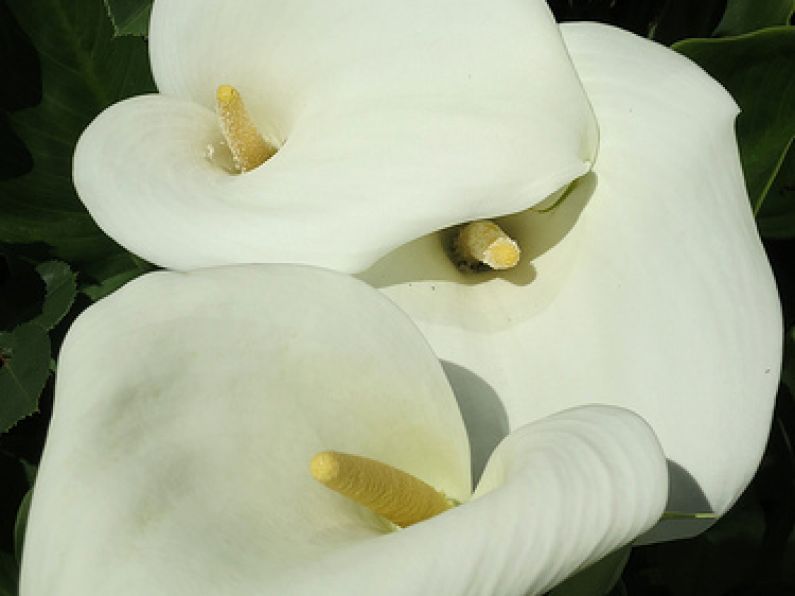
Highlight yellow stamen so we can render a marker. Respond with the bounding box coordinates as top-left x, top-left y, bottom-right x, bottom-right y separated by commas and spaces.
455, 220, 521, 270
310, 451, 453, 527
215, 84, 277, 172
